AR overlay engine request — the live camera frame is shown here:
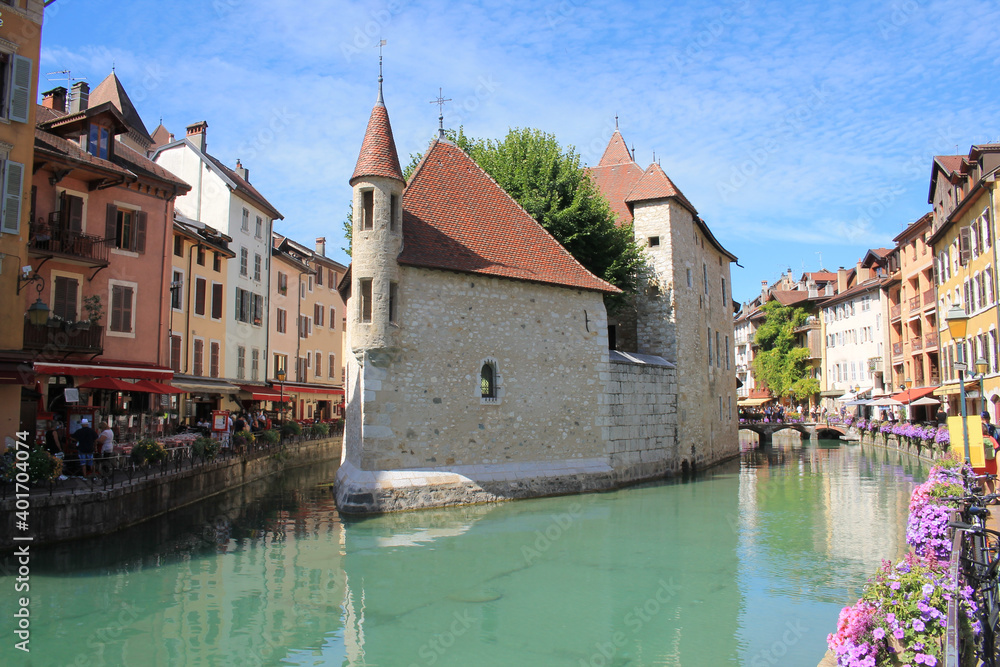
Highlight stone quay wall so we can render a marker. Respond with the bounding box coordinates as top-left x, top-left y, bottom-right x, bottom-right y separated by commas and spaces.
0, 437, 341, 549
604, 353, 679, 482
